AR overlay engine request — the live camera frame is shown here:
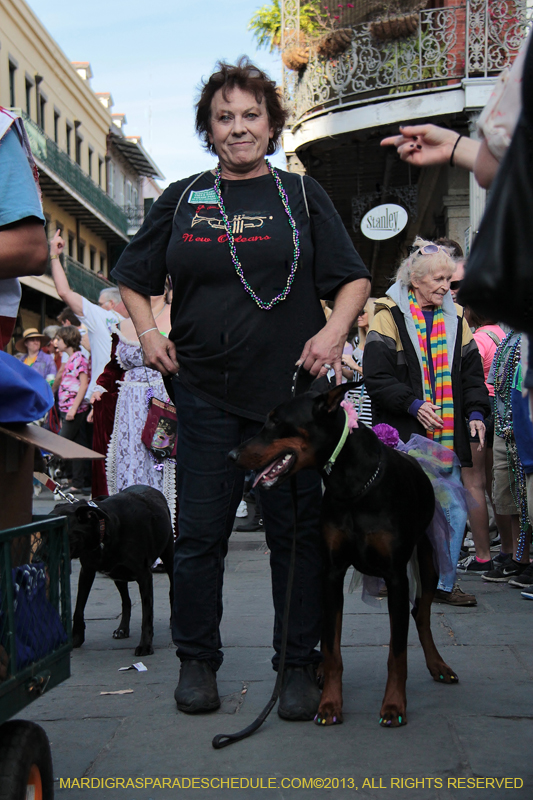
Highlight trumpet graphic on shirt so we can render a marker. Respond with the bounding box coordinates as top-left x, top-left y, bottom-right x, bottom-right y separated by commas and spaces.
191, 212, 273, 234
